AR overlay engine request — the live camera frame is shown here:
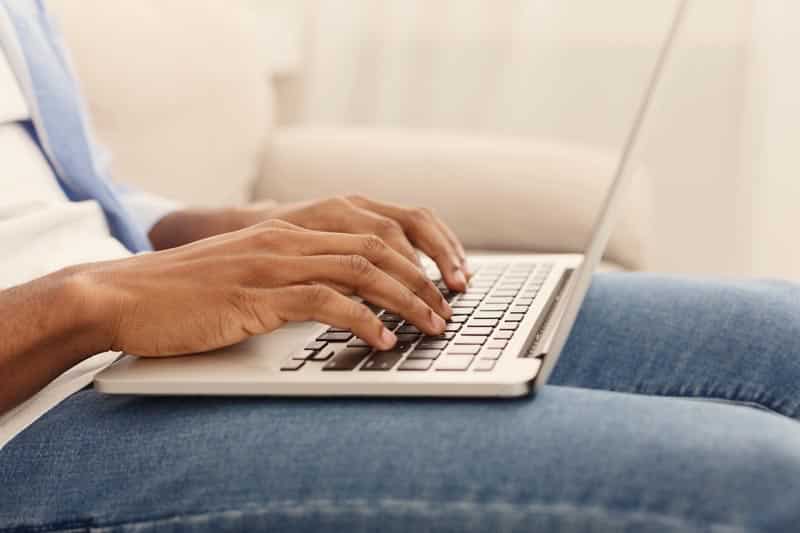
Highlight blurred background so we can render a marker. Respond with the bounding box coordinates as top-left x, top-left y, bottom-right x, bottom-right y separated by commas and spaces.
247, 0, 800, 279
